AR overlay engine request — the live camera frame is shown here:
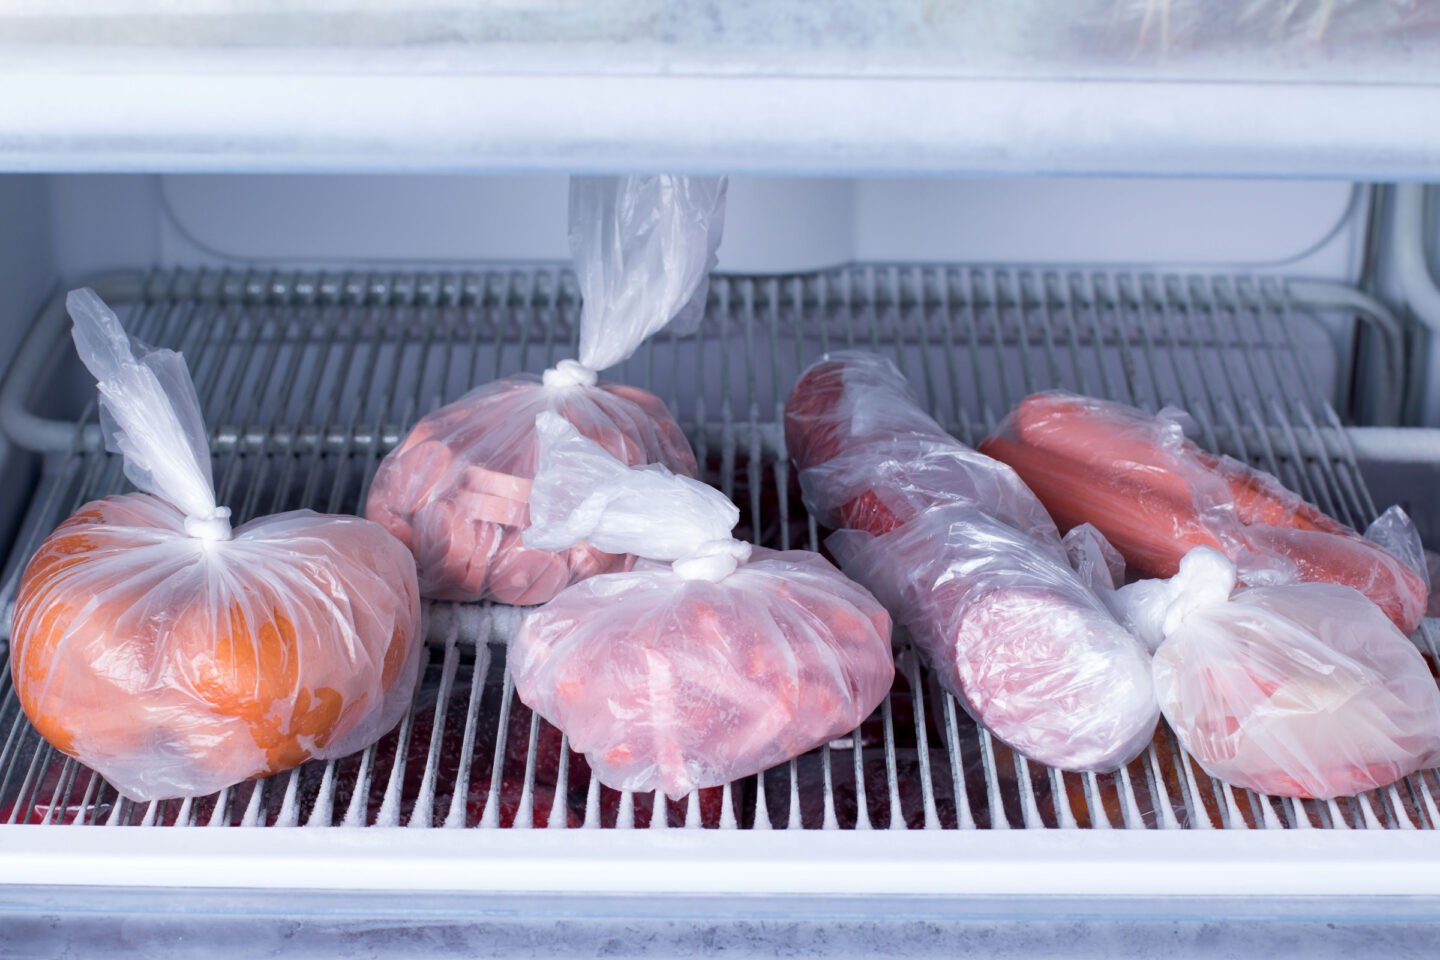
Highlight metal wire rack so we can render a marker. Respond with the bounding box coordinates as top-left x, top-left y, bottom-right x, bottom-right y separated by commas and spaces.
0, 265, 1434, 834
